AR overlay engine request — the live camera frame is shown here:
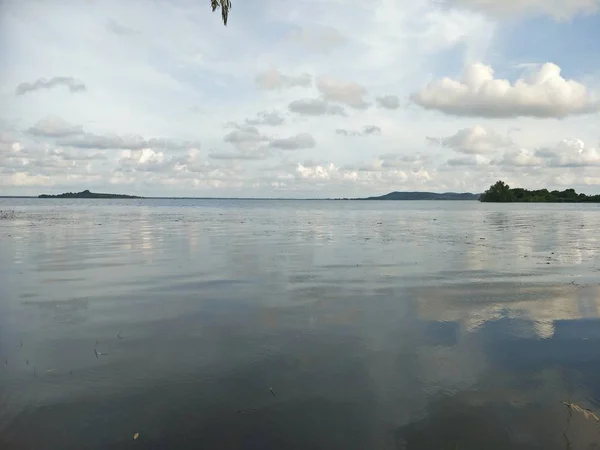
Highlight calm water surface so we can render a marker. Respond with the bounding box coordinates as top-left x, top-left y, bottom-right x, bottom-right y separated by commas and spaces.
1, 199, 599, 449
